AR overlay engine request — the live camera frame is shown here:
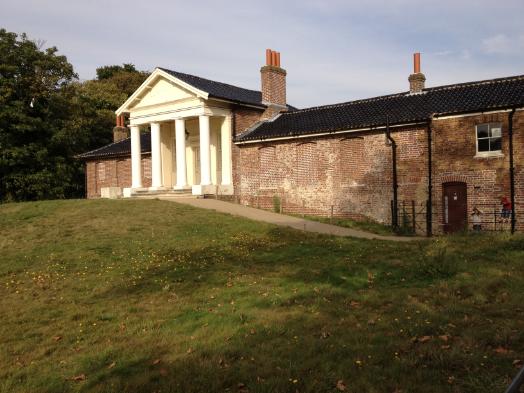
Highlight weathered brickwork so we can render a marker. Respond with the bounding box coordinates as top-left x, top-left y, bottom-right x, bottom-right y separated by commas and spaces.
233, 126, 428, 225
260, 65, 286, 106
431, 111, 524, 232
85, 155, 151, 198
233, 110, 524, 233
